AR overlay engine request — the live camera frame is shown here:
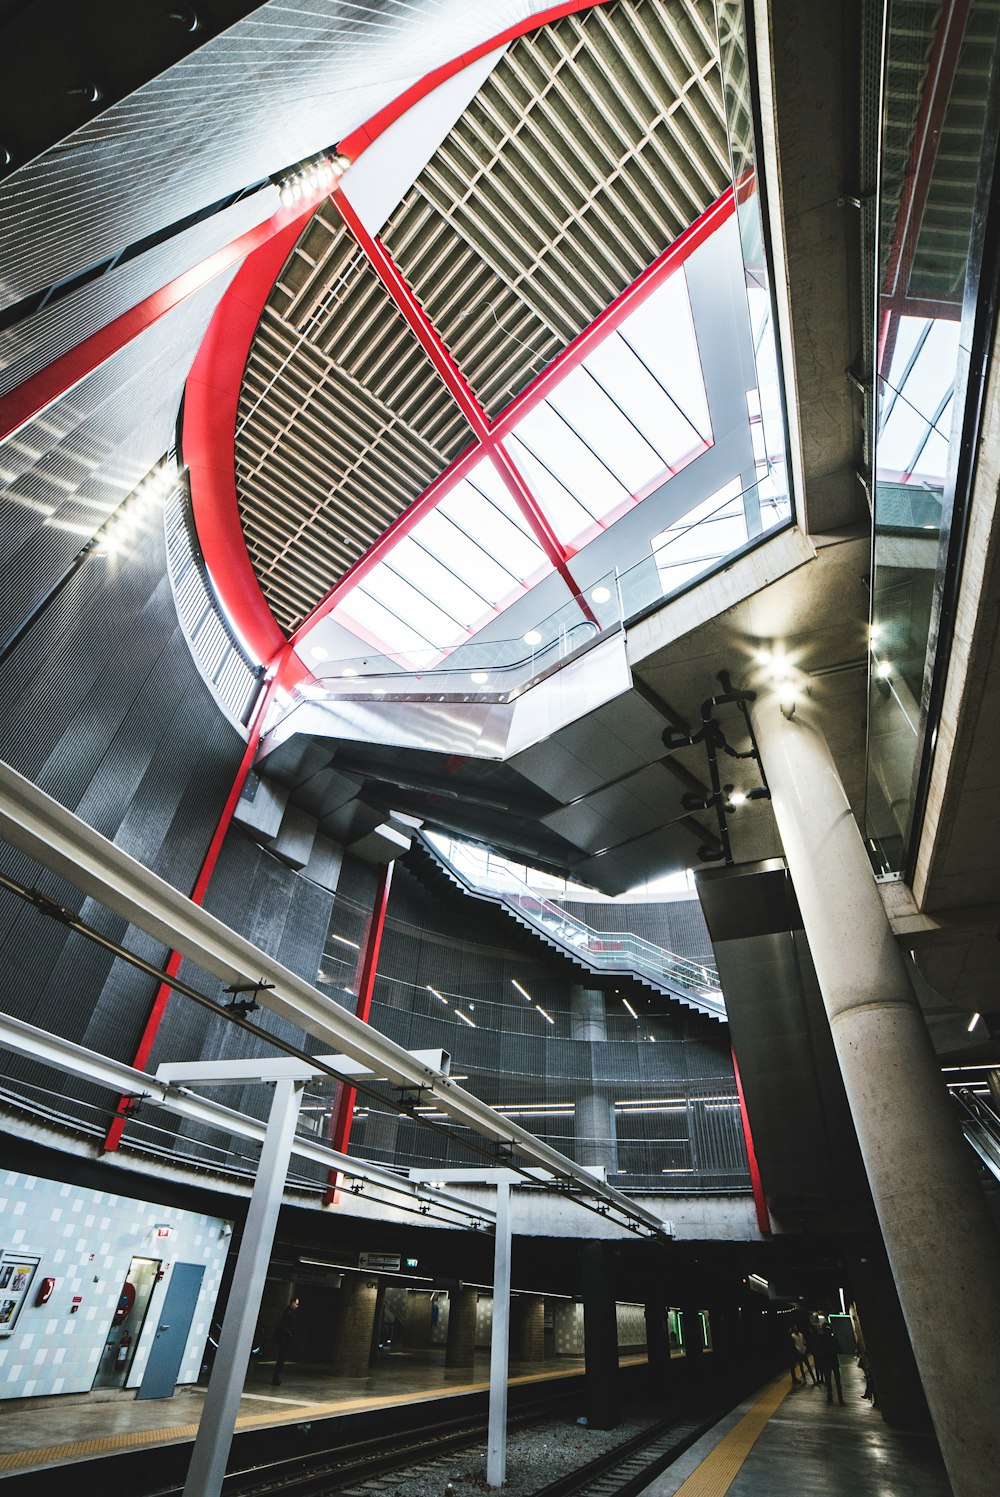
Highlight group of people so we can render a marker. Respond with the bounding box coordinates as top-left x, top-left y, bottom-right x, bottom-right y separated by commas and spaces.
788, 1316, 844, 1405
